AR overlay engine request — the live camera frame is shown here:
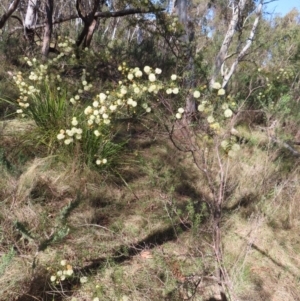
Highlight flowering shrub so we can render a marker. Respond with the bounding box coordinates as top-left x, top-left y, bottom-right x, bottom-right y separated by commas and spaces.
48, 259, 101, 300
48, 259, 74, 284
12, 41, 169, 165
12, 37, 241, 165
